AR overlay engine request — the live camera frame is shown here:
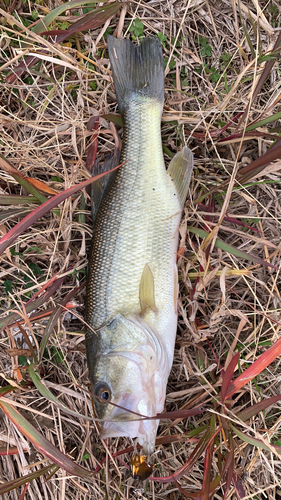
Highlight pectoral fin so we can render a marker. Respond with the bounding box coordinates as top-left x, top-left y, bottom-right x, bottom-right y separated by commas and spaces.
167, 146, 194, 208
139, 264, 157, 316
